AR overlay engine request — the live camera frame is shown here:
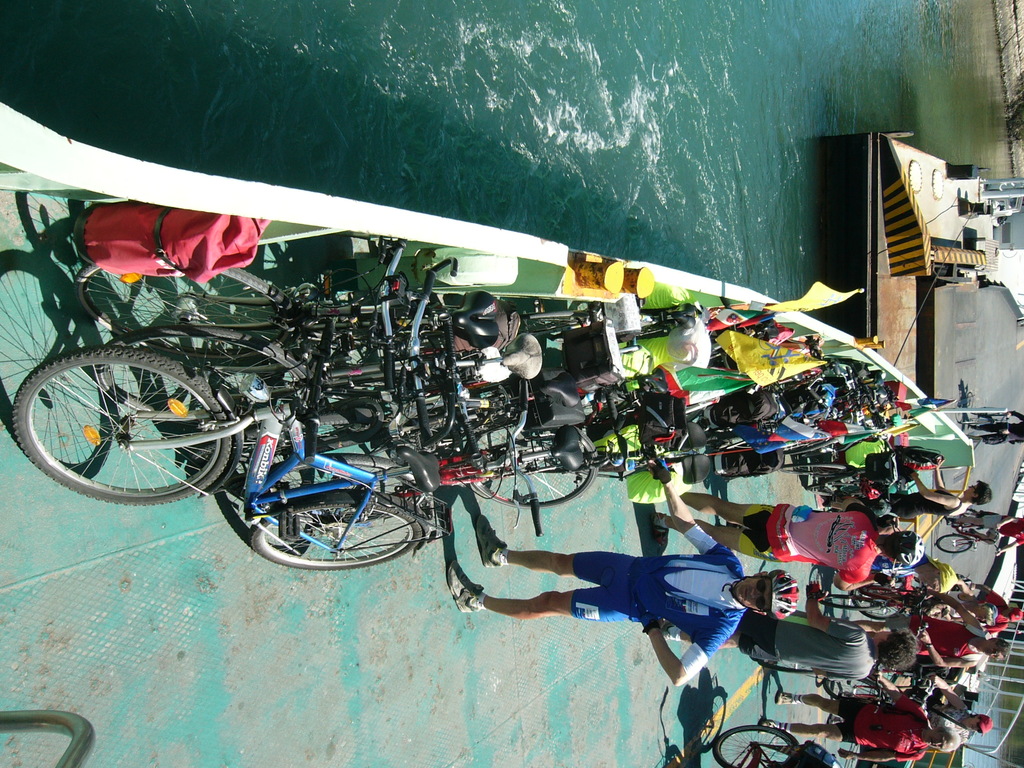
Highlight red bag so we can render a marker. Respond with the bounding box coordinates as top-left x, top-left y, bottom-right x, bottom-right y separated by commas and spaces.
77, 202, 269, 283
